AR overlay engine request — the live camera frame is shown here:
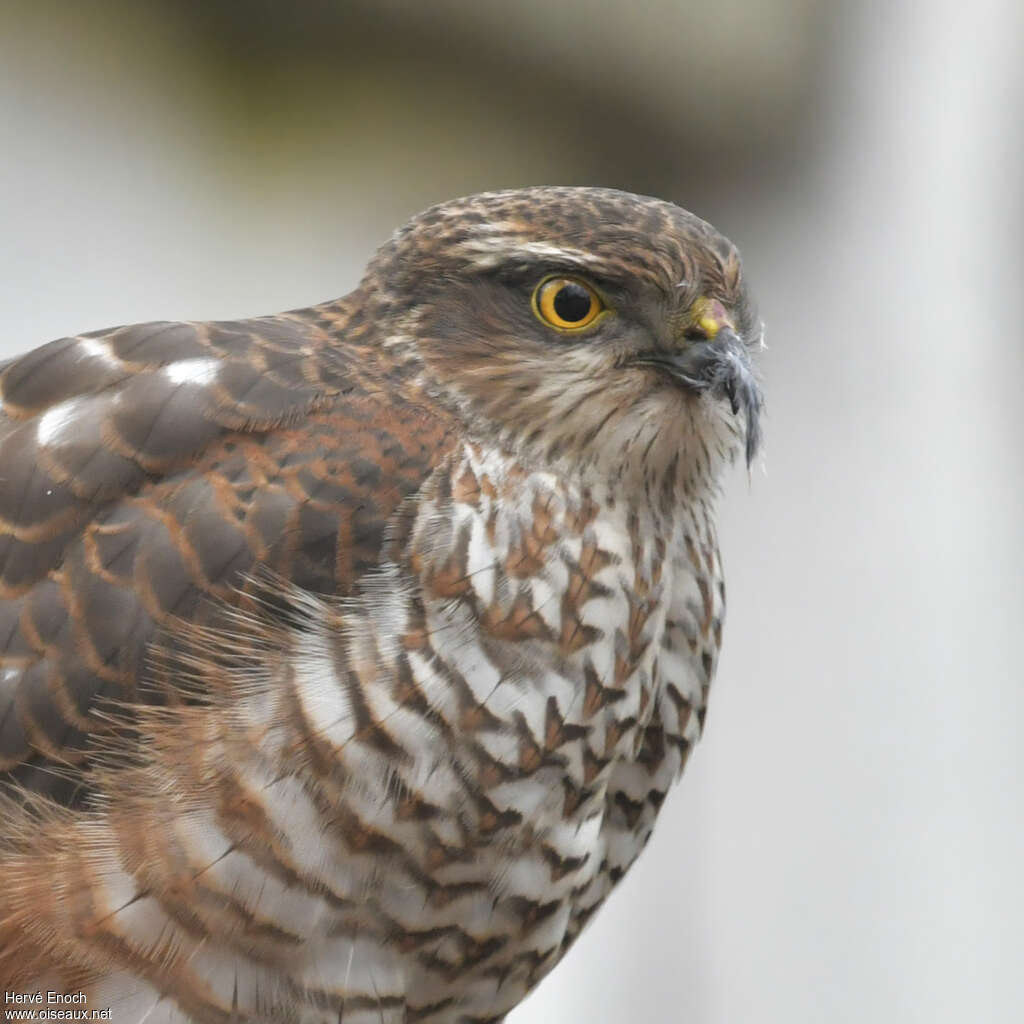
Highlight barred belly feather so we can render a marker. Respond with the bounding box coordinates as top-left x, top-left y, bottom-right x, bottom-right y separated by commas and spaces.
1, 443, 723, 1022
